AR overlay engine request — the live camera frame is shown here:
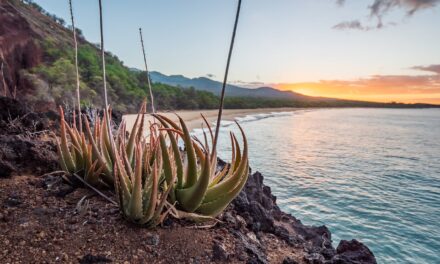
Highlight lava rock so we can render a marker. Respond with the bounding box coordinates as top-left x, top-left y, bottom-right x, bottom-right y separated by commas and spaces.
0, 134, 58, 176
283, 257, 299, 264
212, 241, 229, 261
291, 223, 332, 250
332, 239, 377, 264
304, 253, 325, 264
273, 225, 300, 246
231, 171, 279, 232
4, 193, 22, 207
78, 254, 112, 264
229, 168, 376, 264
145, 233, 160, 246
249, 201, 274, 232
233, 230, 267, 264
222, 211, 238, 228
0, 96, 58, 176
0, 97, 28, 121
0, 159, 15, 177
